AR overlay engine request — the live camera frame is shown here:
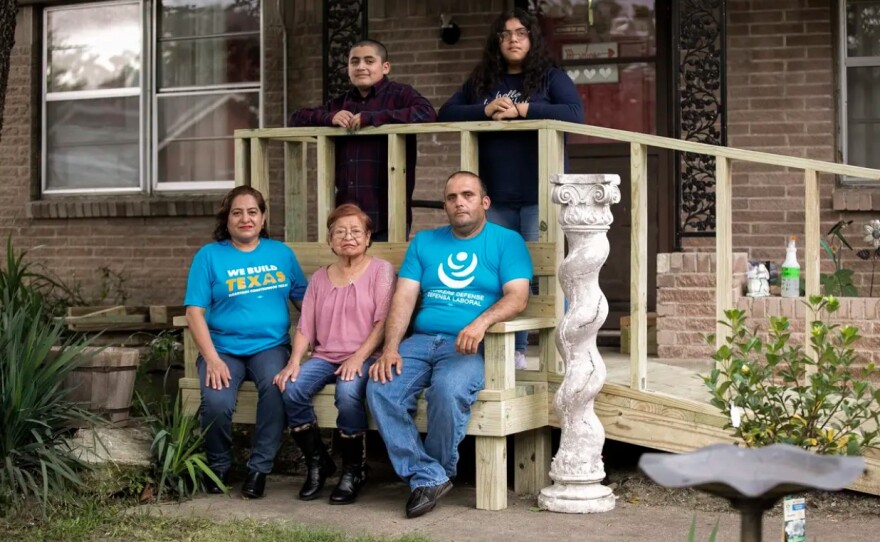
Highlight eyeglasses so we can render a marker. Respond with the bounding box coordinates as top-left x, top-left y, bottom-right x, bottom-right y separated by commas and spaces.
331, 228, 366, 240
498, 28, 529, 42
